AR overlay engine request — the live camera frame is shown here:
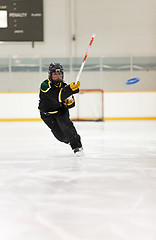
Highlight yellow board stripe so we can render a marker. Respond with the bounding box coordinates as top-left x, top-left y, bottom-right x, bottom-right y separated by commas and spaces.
104, 117, 156, 120
0, 117, 156, 122
0, 118, 42, 121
